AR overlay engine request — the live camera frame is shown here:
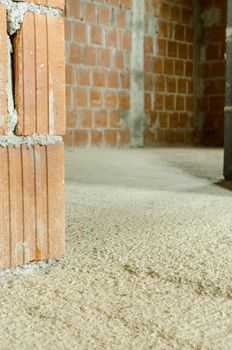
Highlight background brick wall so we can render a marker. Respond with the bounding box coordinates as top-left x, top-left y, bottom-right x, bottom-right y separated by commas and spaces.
65, 0, 132, 147
64, 0, 227, 147
196, 0, 226, 146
